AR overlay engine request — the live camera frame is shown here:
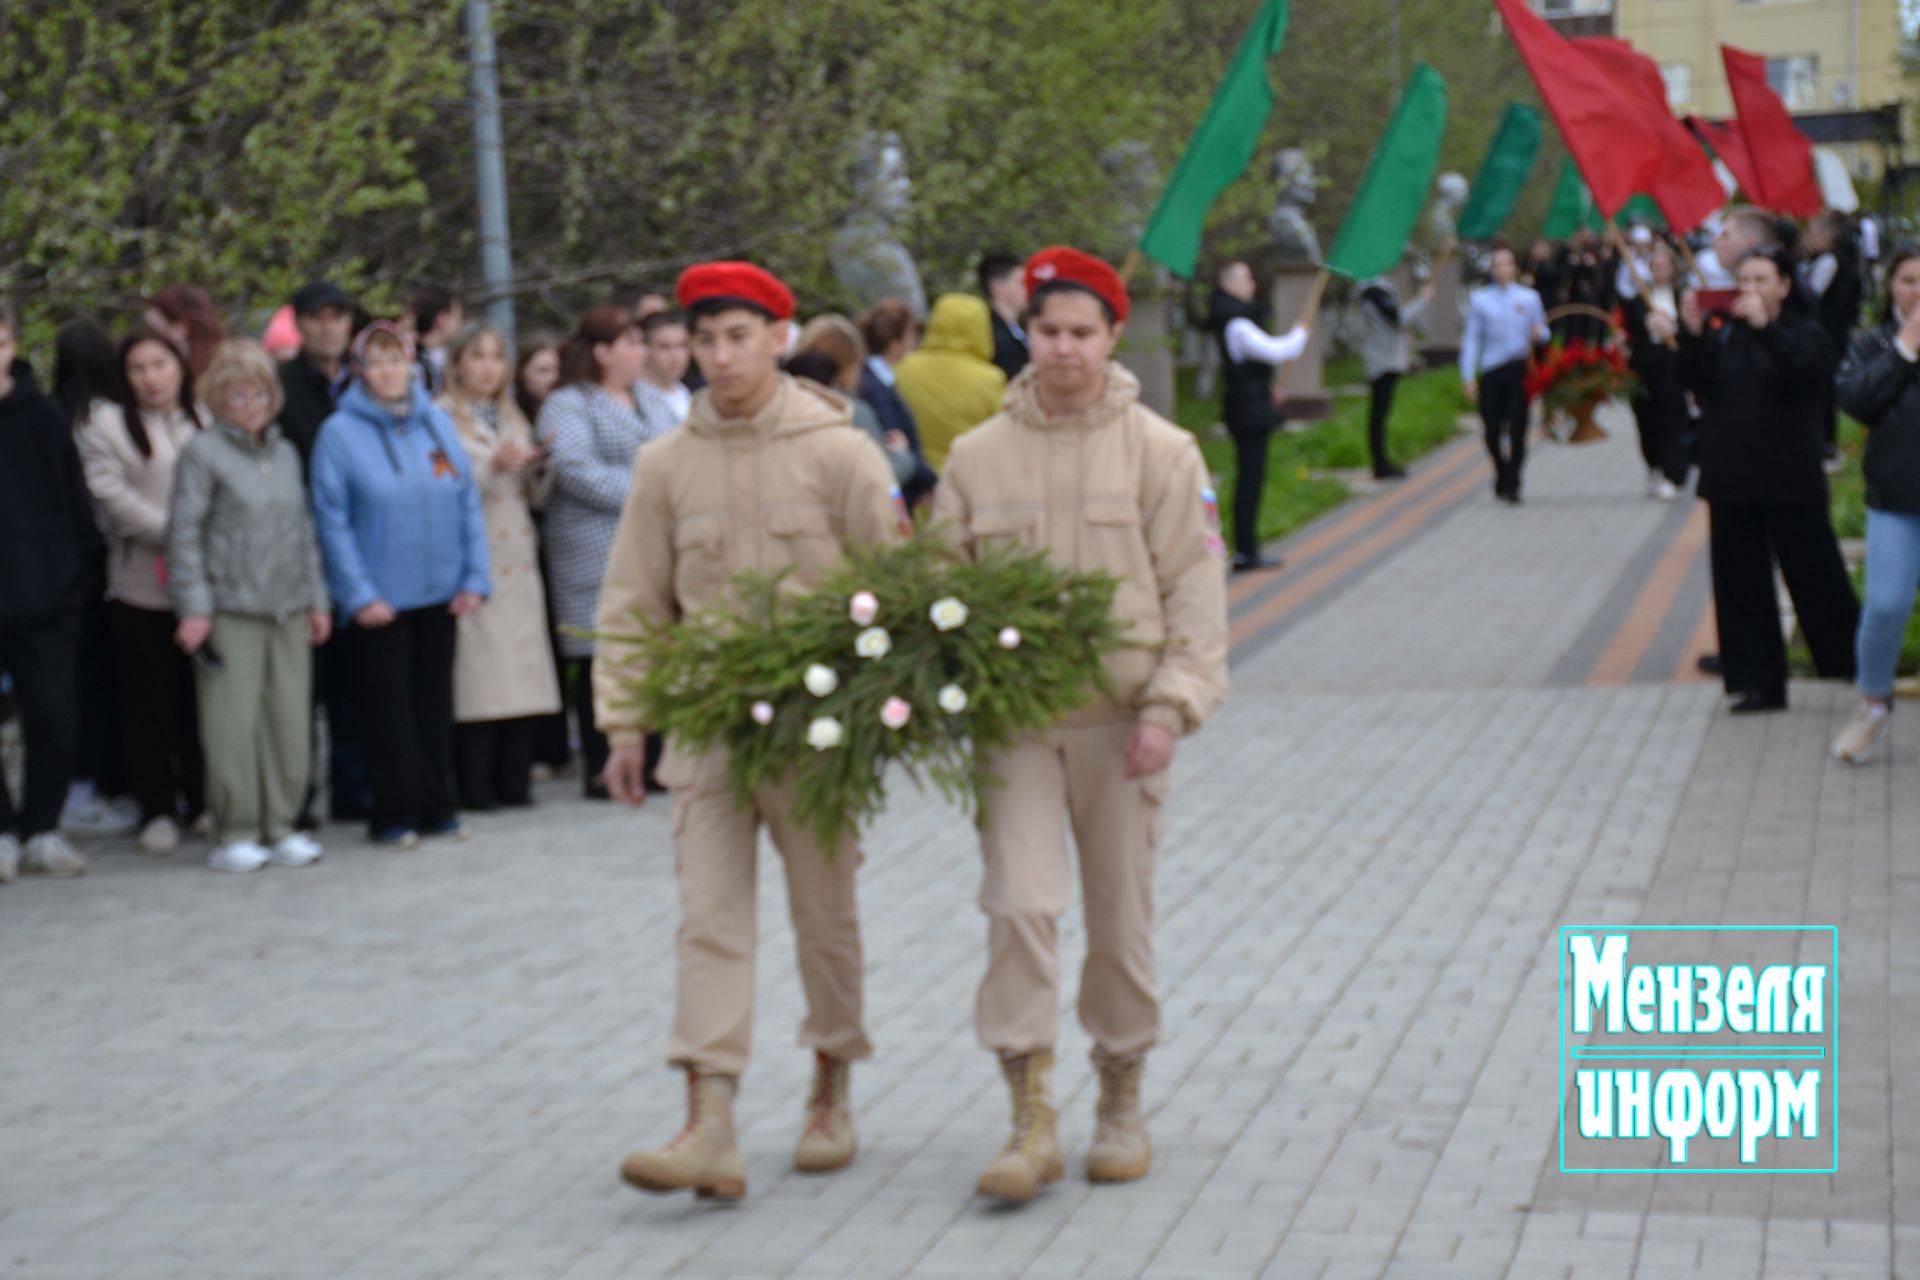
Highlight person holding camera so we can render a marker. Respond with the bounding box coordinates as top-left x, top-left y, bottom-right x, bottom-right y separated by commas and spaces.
1658, 246, 1858, 713
167, 341, 332, 872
